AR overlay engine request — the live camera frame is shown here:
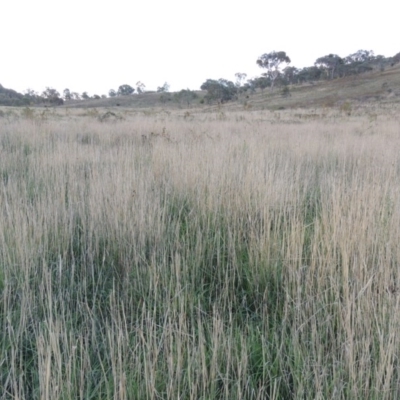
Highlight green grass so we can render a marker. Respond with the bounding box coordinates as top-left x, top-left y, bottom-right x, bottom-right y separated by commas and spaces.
2, 107, 400, 398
